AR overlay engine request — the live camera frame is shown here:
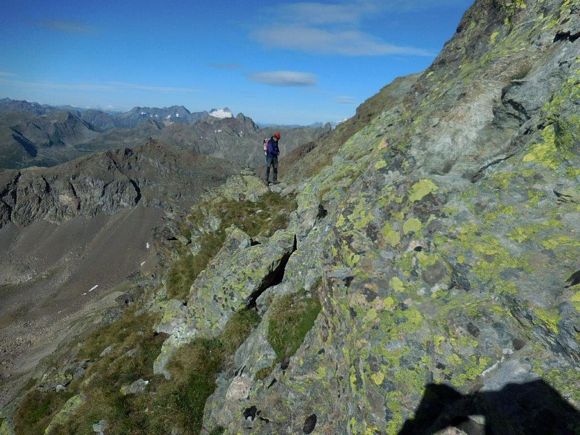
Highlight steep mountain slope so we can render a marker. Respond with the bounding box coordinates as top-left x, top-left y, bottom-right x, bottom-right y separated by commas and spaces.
0, 111, 100, 168
1, 0, 578, 434
0, 99, 56, 116
281, 73, 420, 182
0, 139, 239, 228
